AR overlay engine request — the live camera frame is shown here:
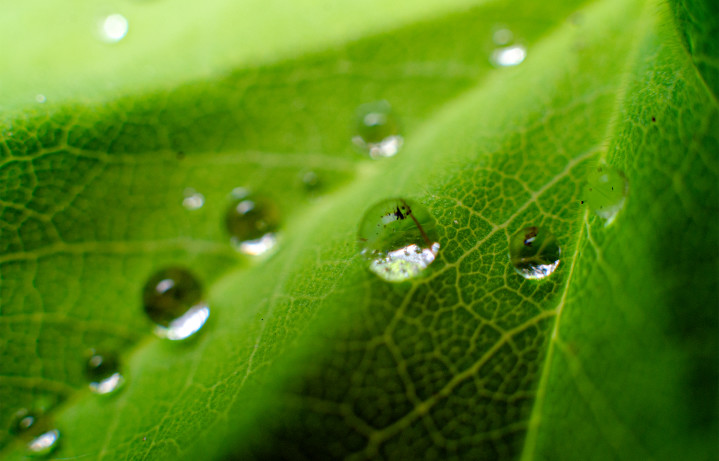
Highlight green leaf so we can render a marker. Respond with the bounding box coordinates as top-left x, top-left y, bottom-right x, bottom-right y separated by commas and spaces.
1, 0, 717, 459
